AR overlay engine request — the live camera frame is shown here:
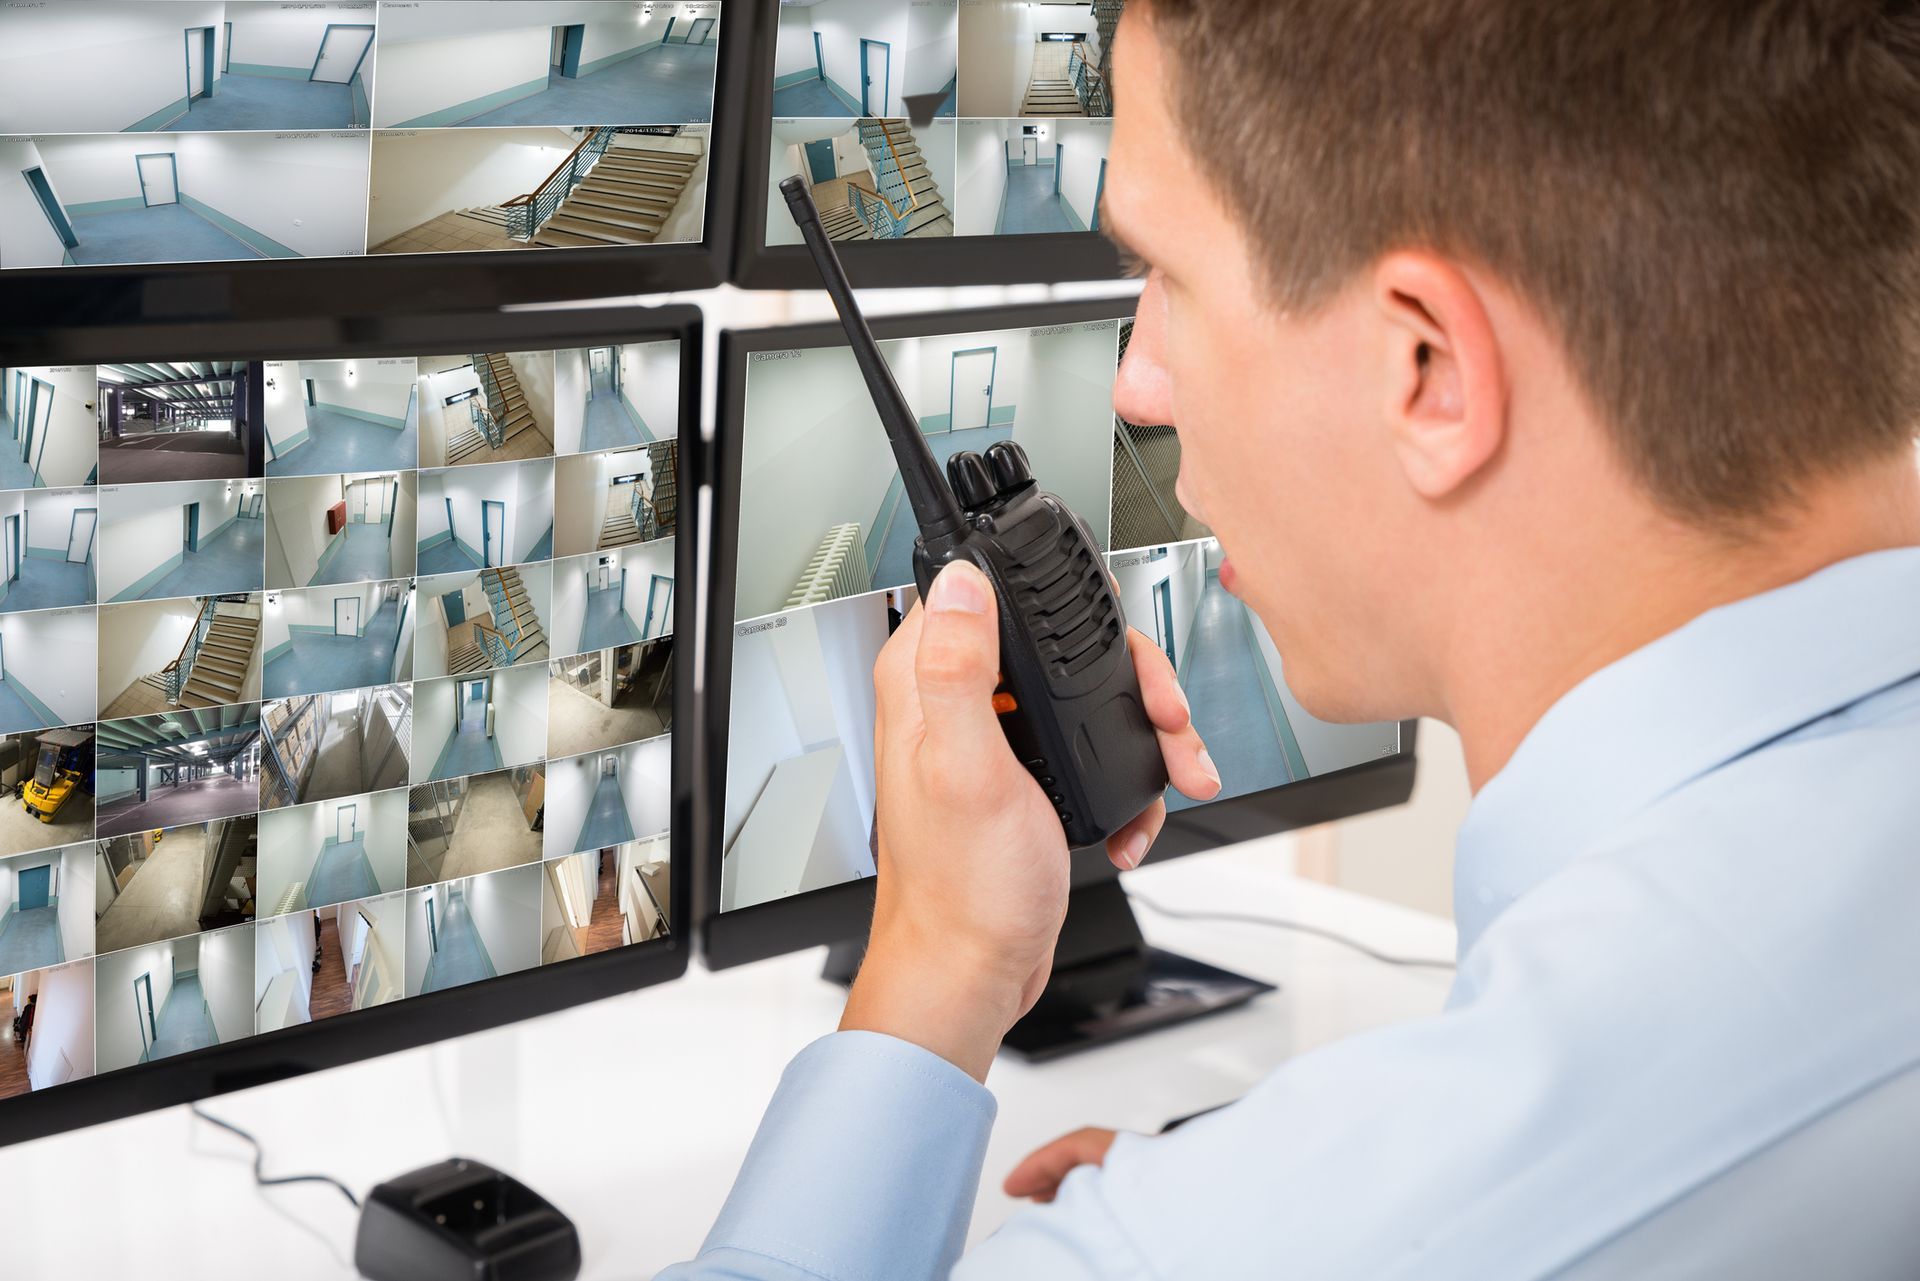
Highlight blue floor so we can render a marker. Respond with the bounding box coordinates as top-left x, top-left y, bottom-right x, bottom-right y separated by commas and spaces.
579, 585, 642, 651
574, 773, 635, 852
417, 538, 481, 576
581, 369, 646, 451
150, 975, 219, 1060
872, 425, 1011, 589
305, 836, 379, 909
429, 689, 503, 780
528, 526, 553, 563
420, 888, 494, 993
126, 517, 263, 601
936, 75, 957, 117
0, 680, 53, 734
0, 904, 62, 971
999, 164, 1078, 235
309, 522, 398, 586
263, 595, 404, 697
456, 45, 718, 126
0, 416, 35, 490
772, 77, 854, 117
0, 557, 94, 613
1166, 573, 1295, 812
268, 404, 419, 477
169, 74, 356, 131
68, 203, 261, 267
